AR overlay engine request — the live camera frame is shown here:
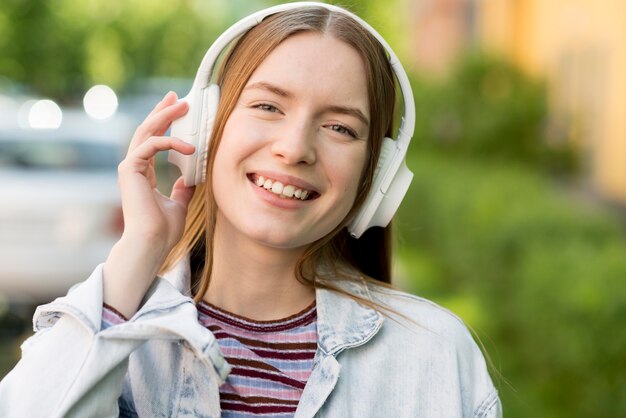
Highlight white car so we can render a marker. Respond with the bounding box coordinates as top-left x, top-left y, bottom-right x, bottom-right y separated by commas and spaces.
0, 125, 127, 303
